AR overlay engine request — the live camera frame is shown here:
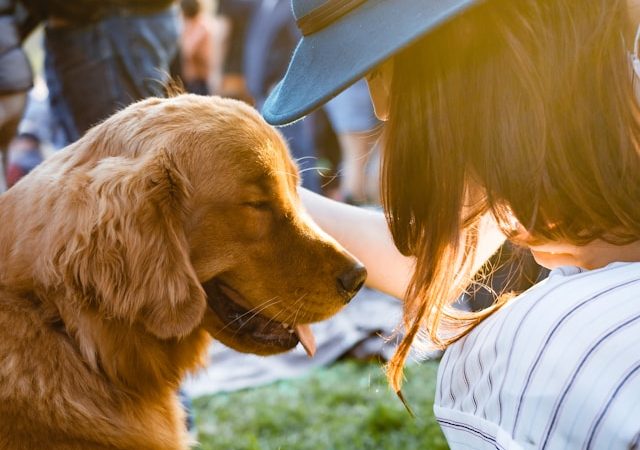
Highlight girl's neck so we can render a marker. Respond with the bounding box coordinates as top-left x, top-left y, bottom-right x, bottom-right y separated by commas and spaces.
527, 239, 640, 270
